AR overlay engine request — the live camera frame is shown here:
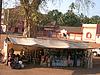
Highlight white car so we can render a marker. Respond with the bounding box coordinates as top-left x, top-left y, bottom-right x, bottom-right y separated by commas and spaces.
92, 48, 100, 56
